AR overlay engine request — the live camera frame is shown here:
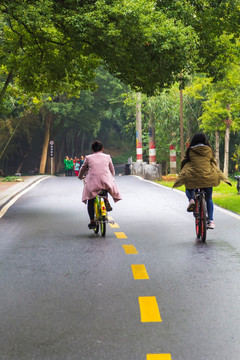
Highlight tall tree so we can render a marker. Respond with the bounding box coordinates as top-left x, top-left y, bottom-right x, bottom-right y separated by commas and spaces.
3, 0, 239, 102
185, 48, 240, 176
